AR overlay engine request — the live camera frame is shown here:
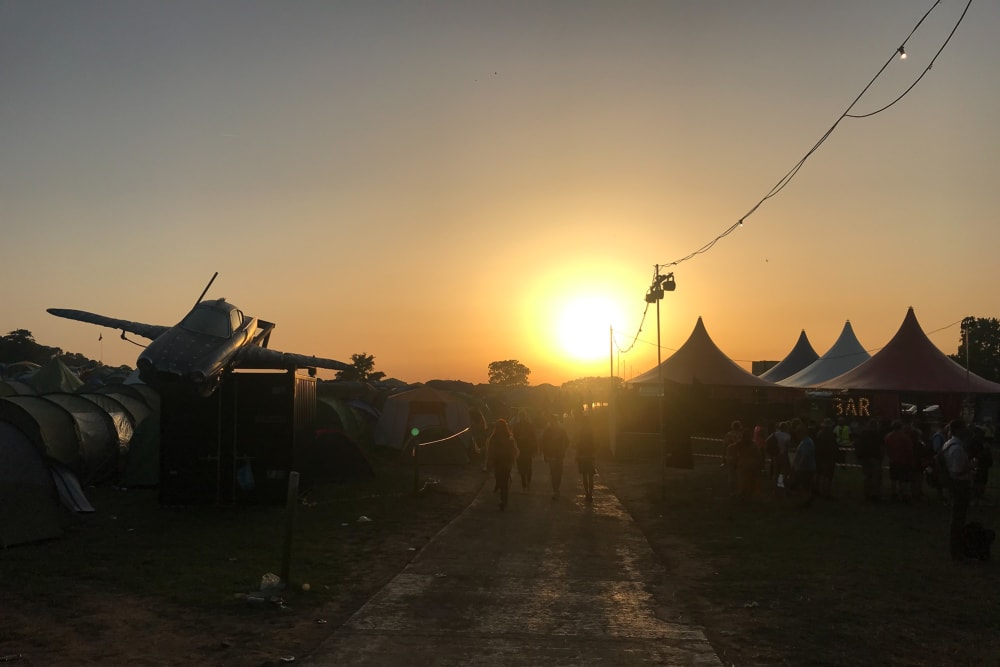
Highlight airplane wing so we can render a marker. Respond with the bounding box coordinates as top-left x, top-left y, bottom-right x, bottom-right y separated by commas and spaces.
235, 344, 352, 372
47, 308, 171, 341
